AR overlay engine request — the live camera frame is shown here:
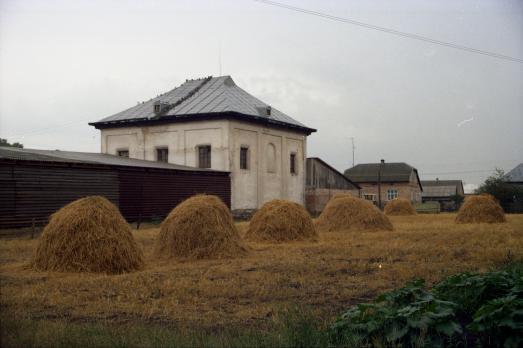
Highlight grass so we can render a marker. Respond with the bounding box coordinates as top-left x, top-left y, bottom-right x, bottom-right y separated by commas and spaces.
1, 214, 522, 347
